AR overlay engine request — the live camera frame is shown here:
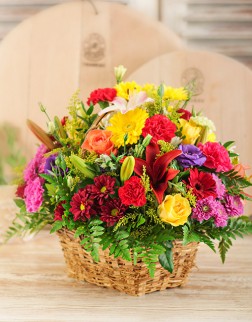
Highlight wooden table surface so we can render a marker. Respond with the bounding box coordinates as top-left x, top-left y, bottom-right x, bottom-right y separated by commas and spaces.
0, 231, 251, 322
